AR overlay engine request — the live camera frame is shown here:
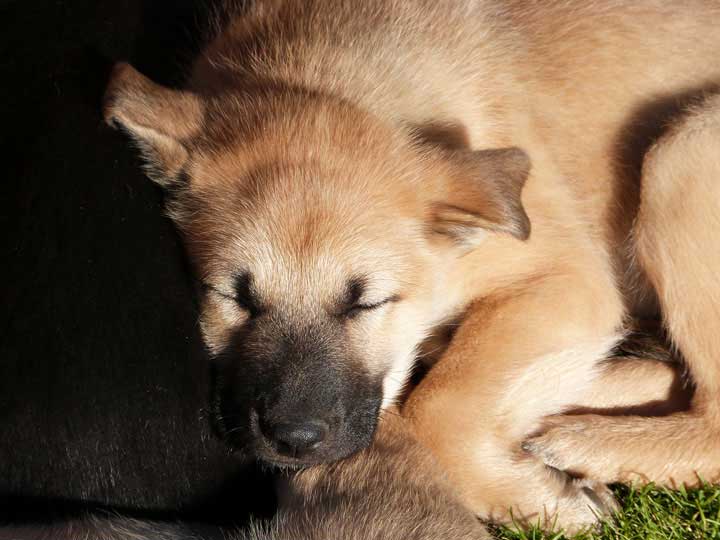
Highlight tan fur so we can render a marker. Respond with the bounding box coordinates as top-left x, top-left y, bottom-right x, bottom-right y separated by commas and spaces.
525, 93, 720, 488
103, 0, 720, 534
273, 413, 490, 539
